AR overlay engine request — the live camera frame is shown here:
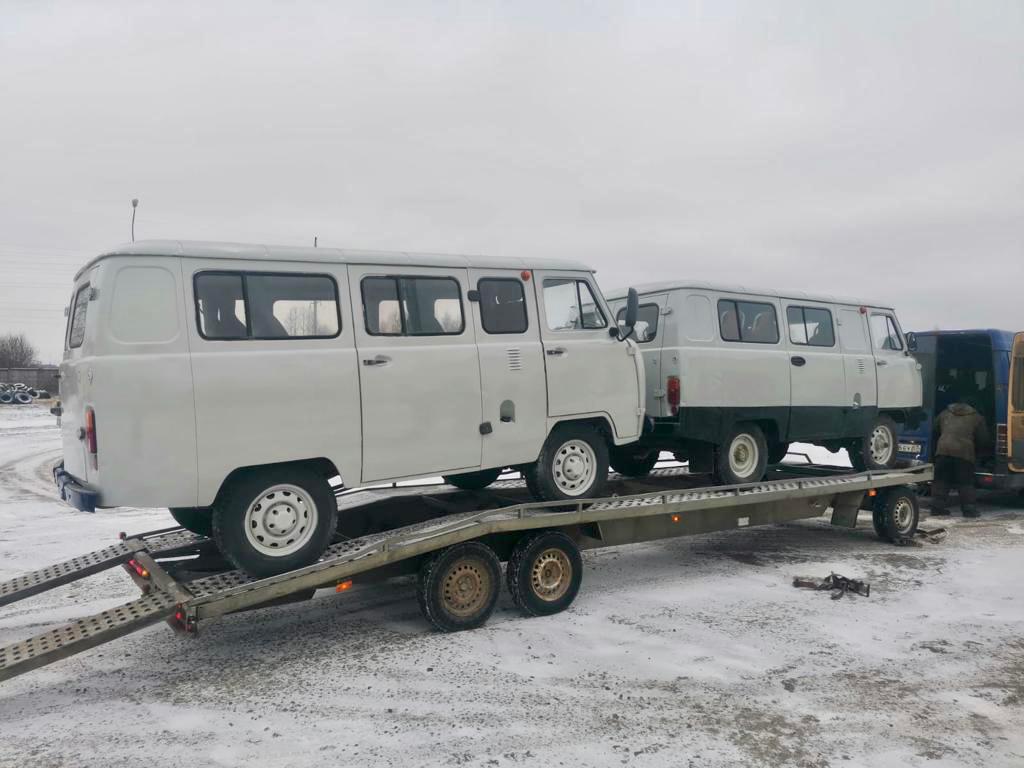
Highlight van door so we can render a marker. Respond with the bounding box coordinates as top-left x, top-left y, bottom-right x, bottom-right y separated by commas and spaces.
467, 269, 547, 467
868, 312, 920, 409
615, 294, 666, 419
535, 272, 643, 440
350, 265, 484, 482
59, 270, 99, 482
782, 302, 846, 440
1009, 332, 1024, 472
836, 308, 877, 435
